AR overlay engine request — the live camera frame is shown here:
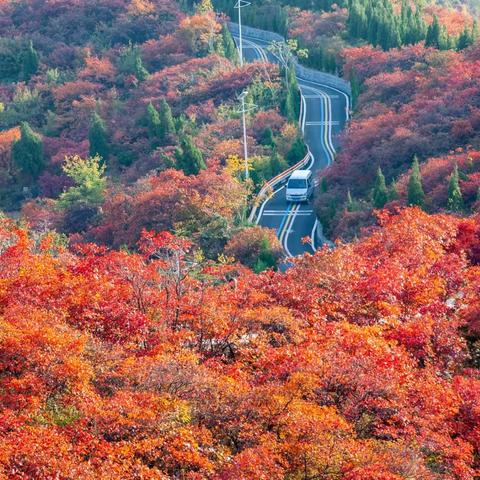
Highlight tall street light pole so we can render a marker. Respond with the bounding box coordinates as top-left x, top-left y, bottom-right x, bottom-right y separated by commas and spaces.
234, 0, 251, 67
239, 90, 249, 180
237, 90, 256, 181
